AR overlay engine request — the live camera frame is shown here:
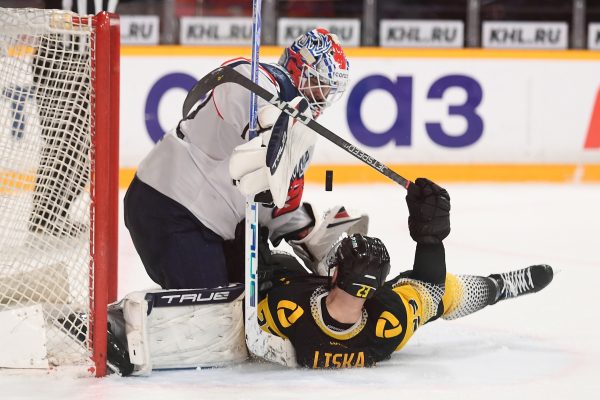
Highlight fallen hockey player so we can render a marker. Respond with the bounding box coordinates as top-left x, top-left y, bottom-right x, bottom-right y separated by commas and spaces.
104, 177, 553, 373
254, 178, 554, 368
